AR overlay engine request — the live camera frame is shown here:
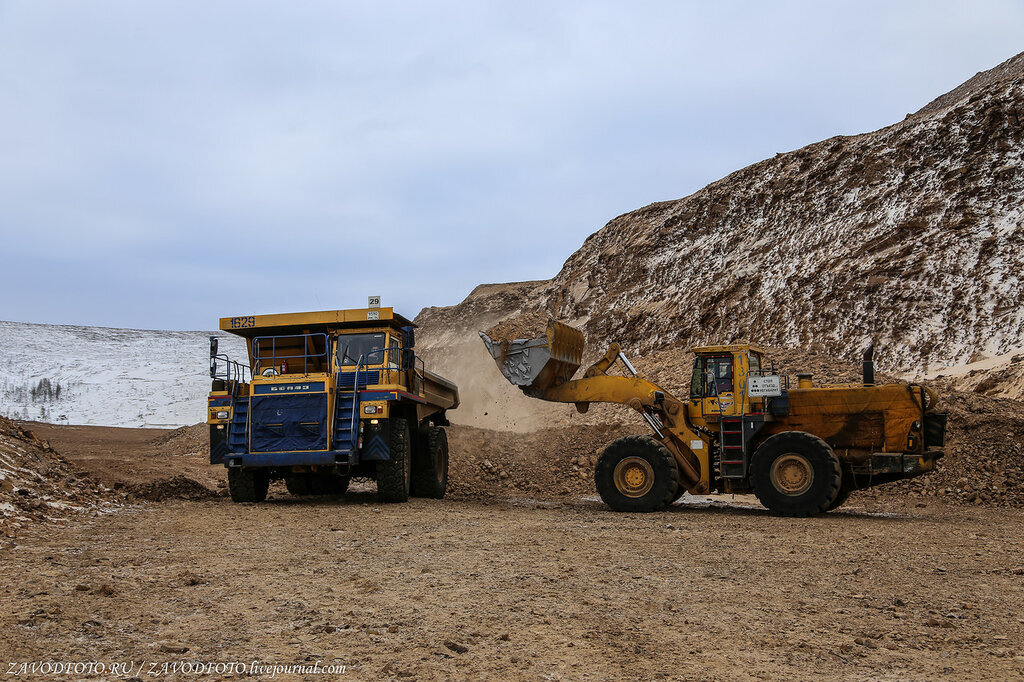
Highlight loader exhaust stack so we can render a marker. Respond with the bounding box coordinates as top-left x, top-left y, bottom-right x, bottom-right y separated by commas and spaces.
479, 320, 585, 397
862, 343, 875, 386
